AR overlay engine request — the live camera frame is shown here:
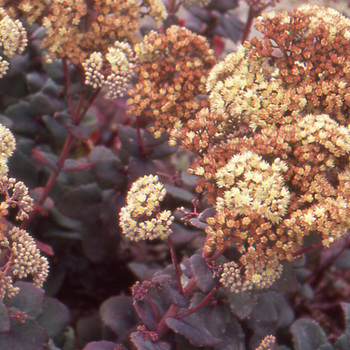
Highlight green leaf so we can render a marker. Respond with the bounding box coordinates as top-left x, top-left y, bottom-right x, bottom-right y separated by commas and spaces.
8, 282, 44, 319
100, 296, 137, 339
37, 297, 70, 338
166, 313, 222, 347
190, 254, 217, 293
291, 319, 333, 350
57, 183, 102, 222
0, 301, 10, 332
